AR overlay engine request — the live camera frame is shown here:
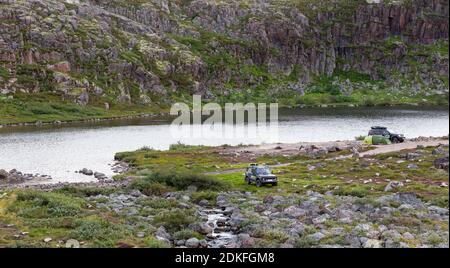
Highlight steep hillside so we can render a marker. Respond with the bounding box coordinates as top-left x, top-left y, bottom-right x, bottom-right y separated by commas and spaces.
0, 0, 448, 124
